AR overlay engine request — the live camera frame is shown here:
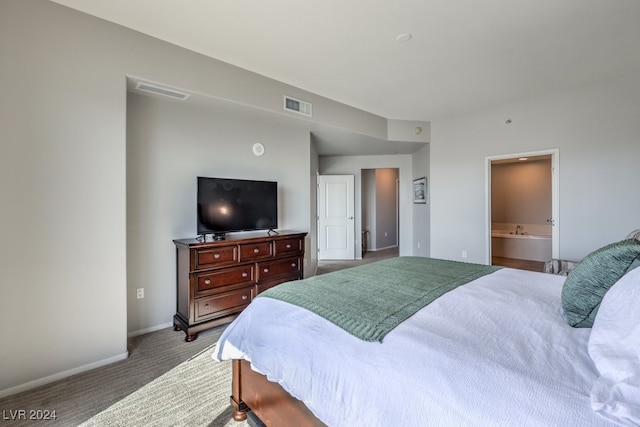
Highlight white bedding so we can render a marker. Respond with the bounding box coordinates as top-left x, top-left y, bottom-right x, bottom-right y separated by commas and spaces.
214, 267, 618, 426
